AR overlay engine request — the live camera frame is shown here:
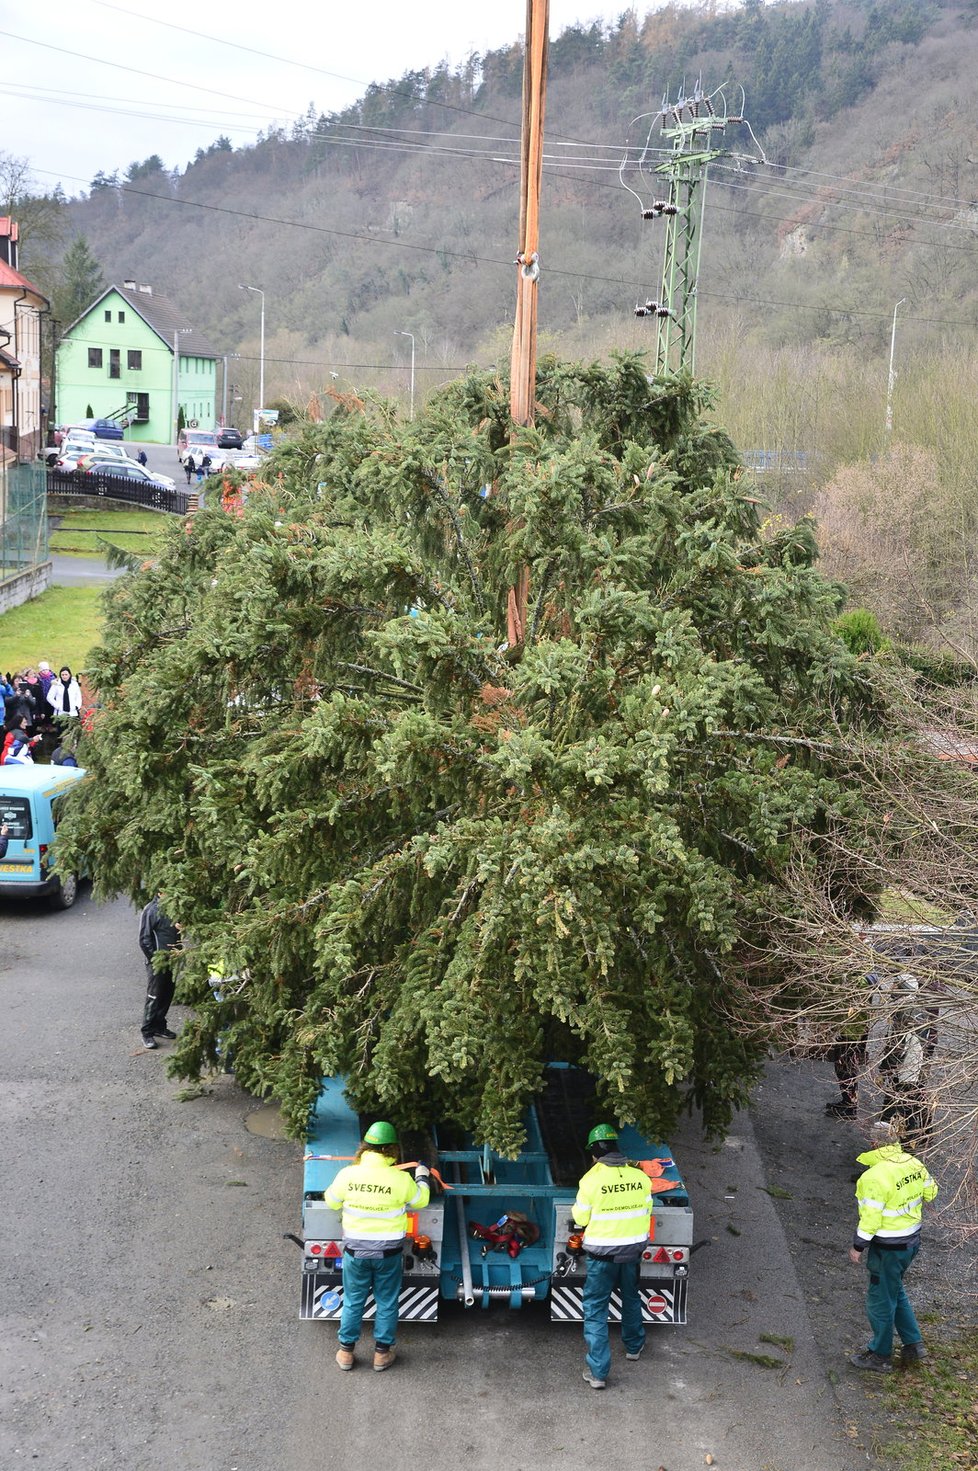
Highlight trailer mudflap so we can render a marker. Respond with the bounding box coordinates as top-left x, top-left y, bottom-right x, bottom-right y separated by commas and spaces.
300, 1274, 440, 1322
550, 1276, 688, 1325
